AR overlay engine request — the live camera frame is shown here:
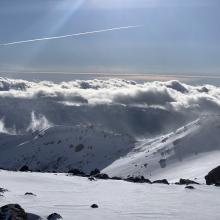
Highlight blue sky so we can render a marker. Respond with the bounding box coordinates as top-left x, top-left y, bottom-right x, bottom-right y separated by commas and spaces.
0, 0, 219, 75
